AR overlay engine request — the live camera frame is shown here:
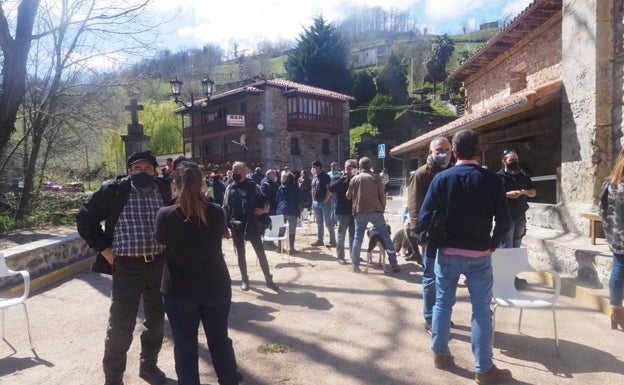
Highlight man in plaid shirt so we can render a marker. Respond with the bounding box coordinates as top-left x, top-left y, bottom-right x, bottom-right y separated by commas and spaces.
77, 151, 171, 385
